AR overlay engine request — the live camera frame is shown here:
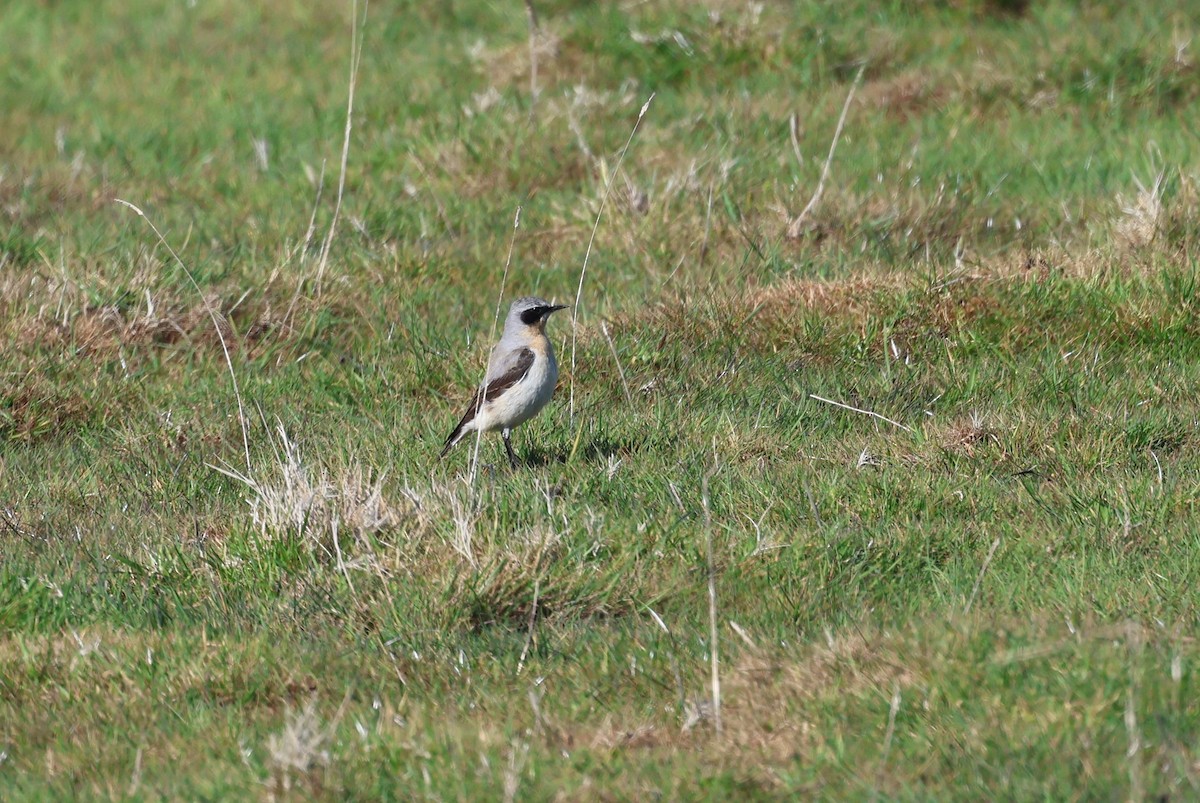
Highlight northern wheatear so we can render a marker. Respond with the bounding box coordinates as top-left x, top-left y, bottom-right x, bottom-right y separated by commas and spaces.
440, 296, 569, 468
